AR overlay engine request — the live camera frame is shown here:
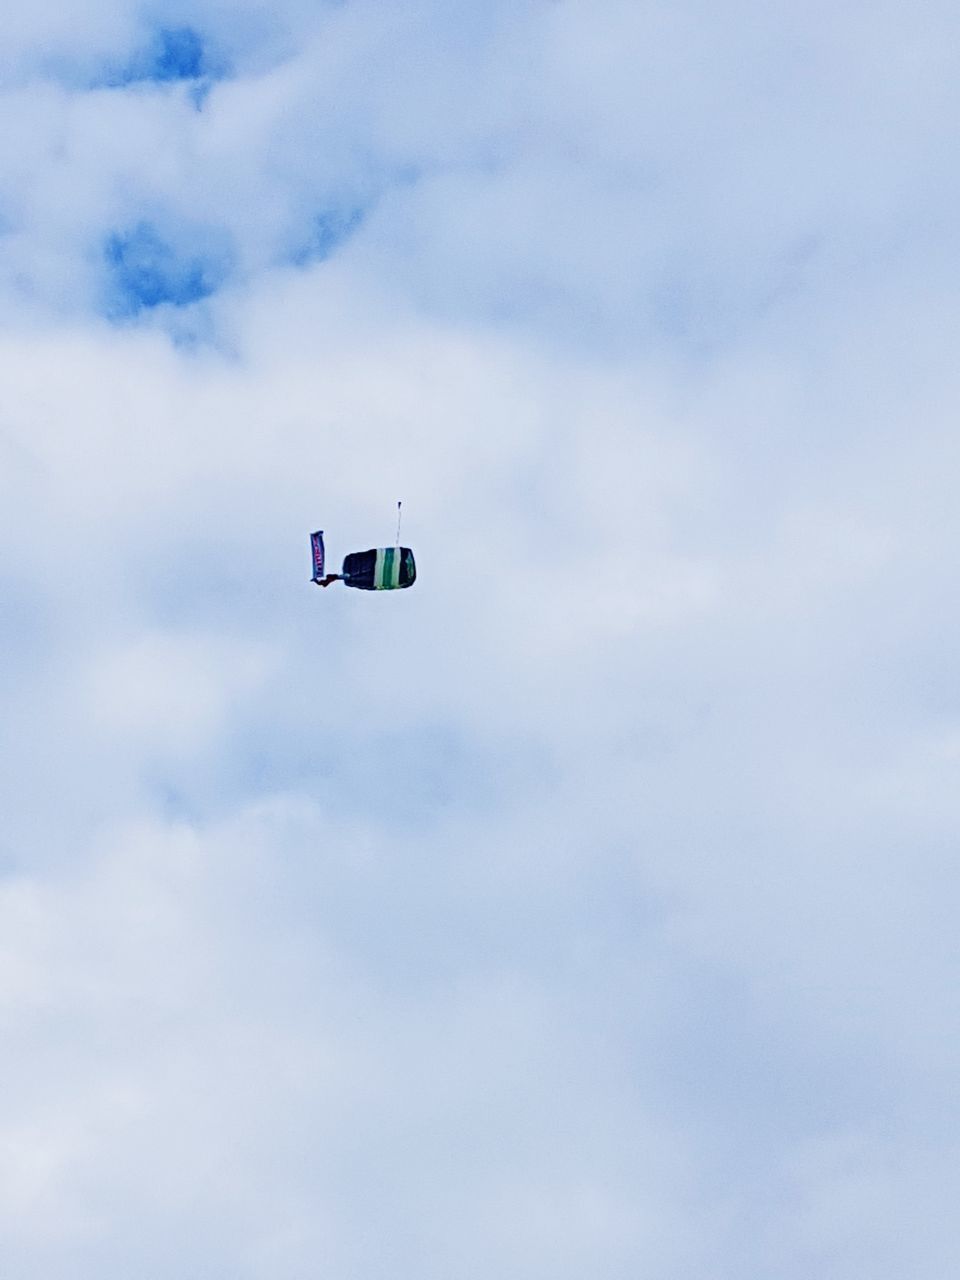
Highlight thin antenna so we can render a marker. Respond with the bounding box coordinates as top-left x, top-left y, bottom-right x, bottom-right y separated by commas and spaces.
395, 500, 402, 548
